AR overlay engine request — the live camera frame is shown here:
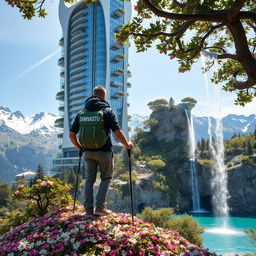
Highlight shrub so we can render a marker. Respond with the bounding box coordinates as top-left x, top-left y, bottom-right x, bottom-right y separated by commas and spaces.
137, 207, 204, 247
119, 170, 137, 184
137, 207, 174, 228
147, 159, 166, 170
0, 177, 73, 235
167, 214, 204, 247
245, 228, 256, 247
